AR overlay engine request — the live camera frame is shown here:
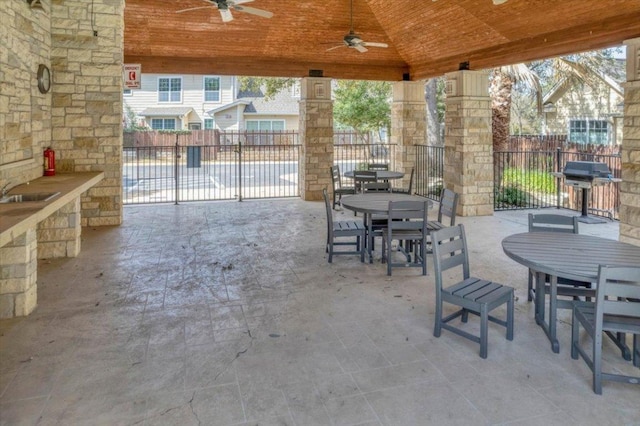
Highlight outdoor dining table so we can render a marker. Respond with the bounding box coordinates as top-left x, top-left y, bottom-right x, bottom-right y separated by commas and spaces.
340, 193, 432, 263
502, 232, 640, 353
343, 170, 404, 181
